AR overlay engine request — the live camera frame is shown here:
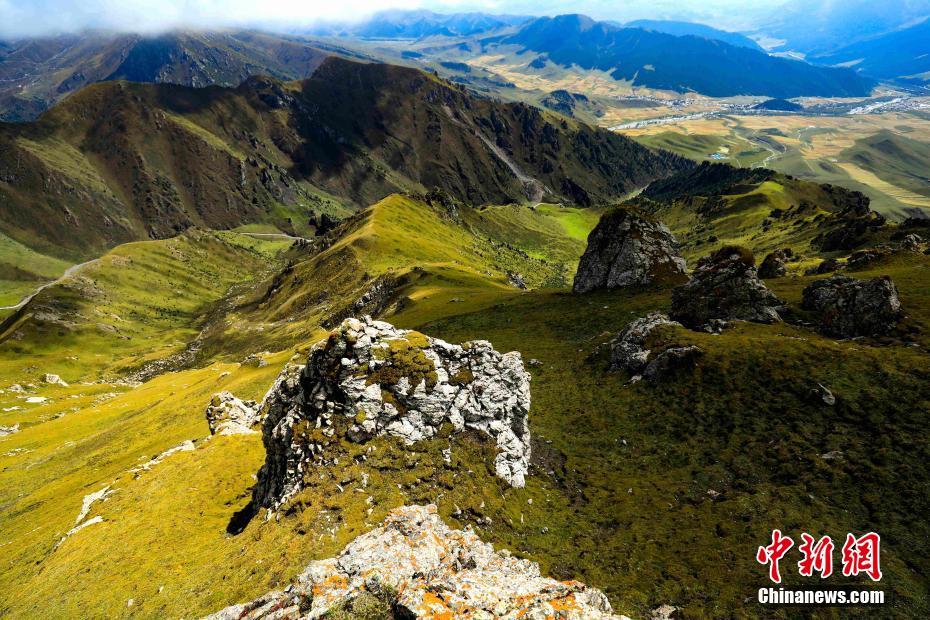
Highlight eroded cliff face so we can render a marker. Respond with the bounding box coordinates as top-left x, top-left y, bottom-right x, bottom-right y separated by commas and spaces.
206, 505, 624, 620
253, 317, 532, 511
